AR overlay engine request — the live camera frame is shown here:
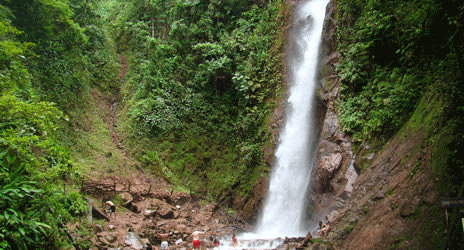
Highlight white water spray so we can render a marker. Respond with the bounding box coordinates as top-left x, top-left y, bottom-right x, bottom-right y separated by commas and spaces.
253, 0, 329, 239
